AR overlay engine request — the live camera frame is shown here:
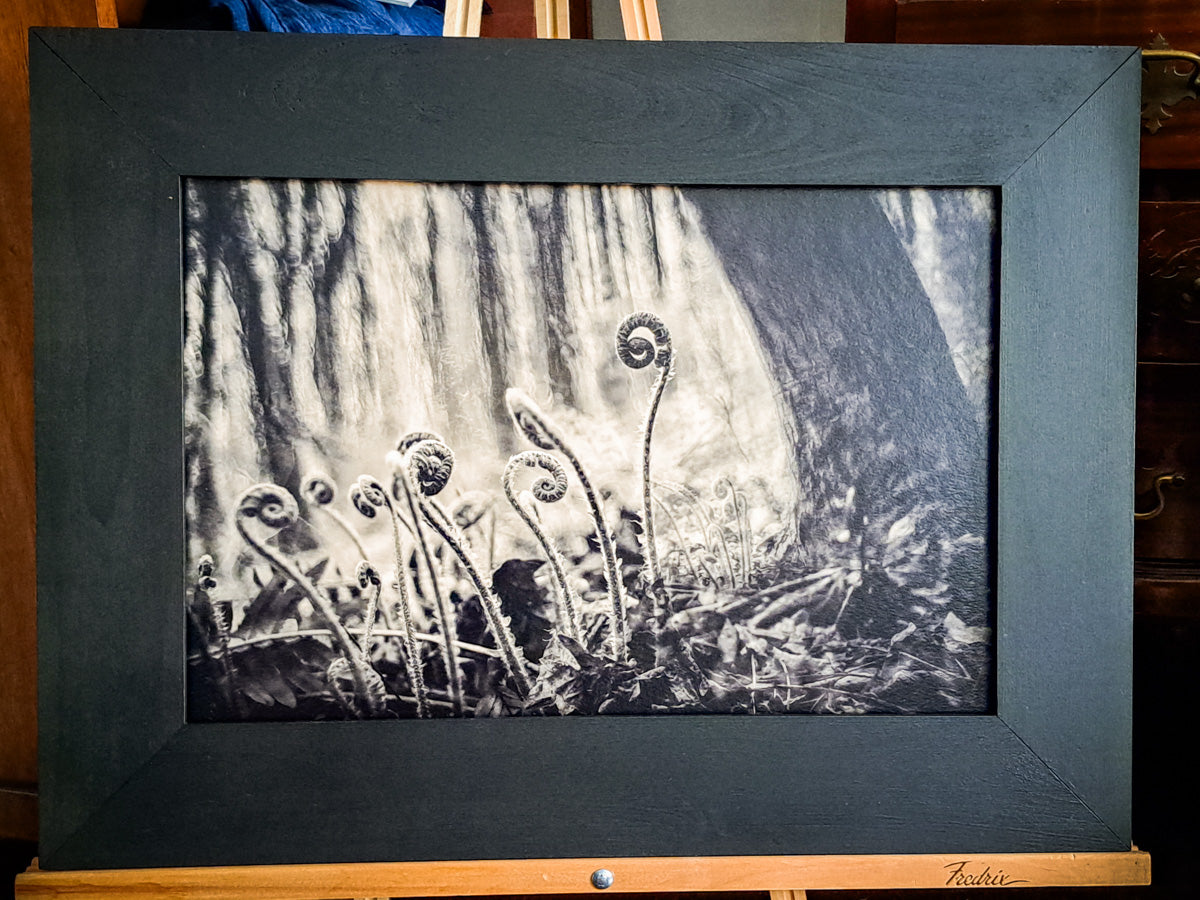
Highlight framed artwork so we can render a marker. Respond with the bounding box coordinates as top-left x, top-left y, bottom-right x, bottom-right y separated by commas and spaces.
182, 178, 995, 723
32, 30, 1138, 869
